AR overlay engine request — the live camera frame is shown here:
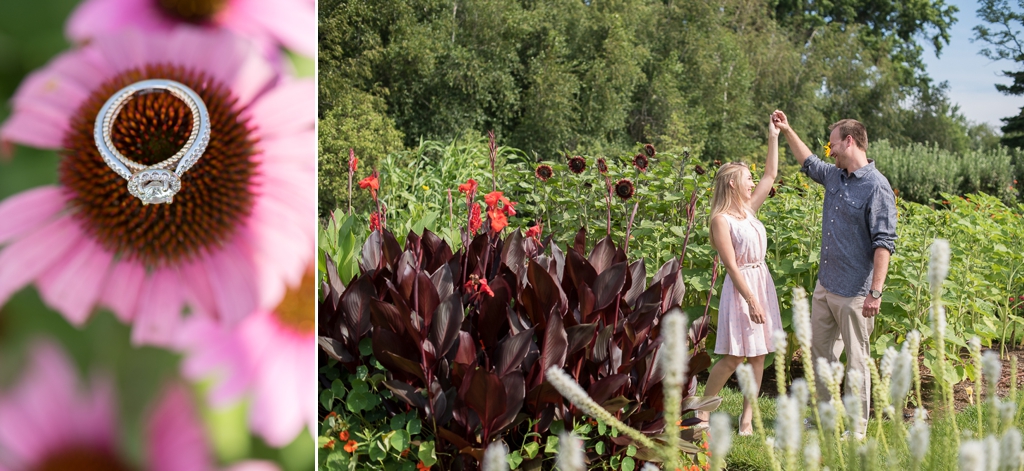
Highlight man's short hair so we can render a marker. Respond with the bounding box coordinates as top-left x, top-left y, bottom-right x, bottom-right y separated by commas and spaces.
829, 119, 868, 151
